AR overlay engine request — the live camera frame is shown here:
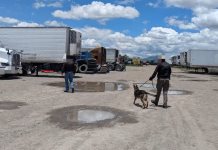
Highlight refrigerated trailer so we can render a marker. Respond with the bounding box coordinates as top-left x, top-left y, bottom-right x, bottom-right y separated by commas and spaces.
106, 48, 119, 63
0, 27, 96, 75
171, 55, 180, 66
187, 49, 218, 73
180, 52, 187, 66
